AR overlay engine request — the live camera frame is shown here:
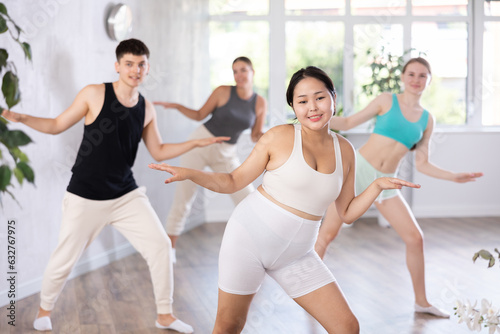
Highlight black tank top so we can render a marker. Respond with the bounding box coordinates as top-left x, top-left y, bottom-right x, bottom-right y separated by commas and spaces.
67, 82, 145, 200
203, 86, 257, 144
